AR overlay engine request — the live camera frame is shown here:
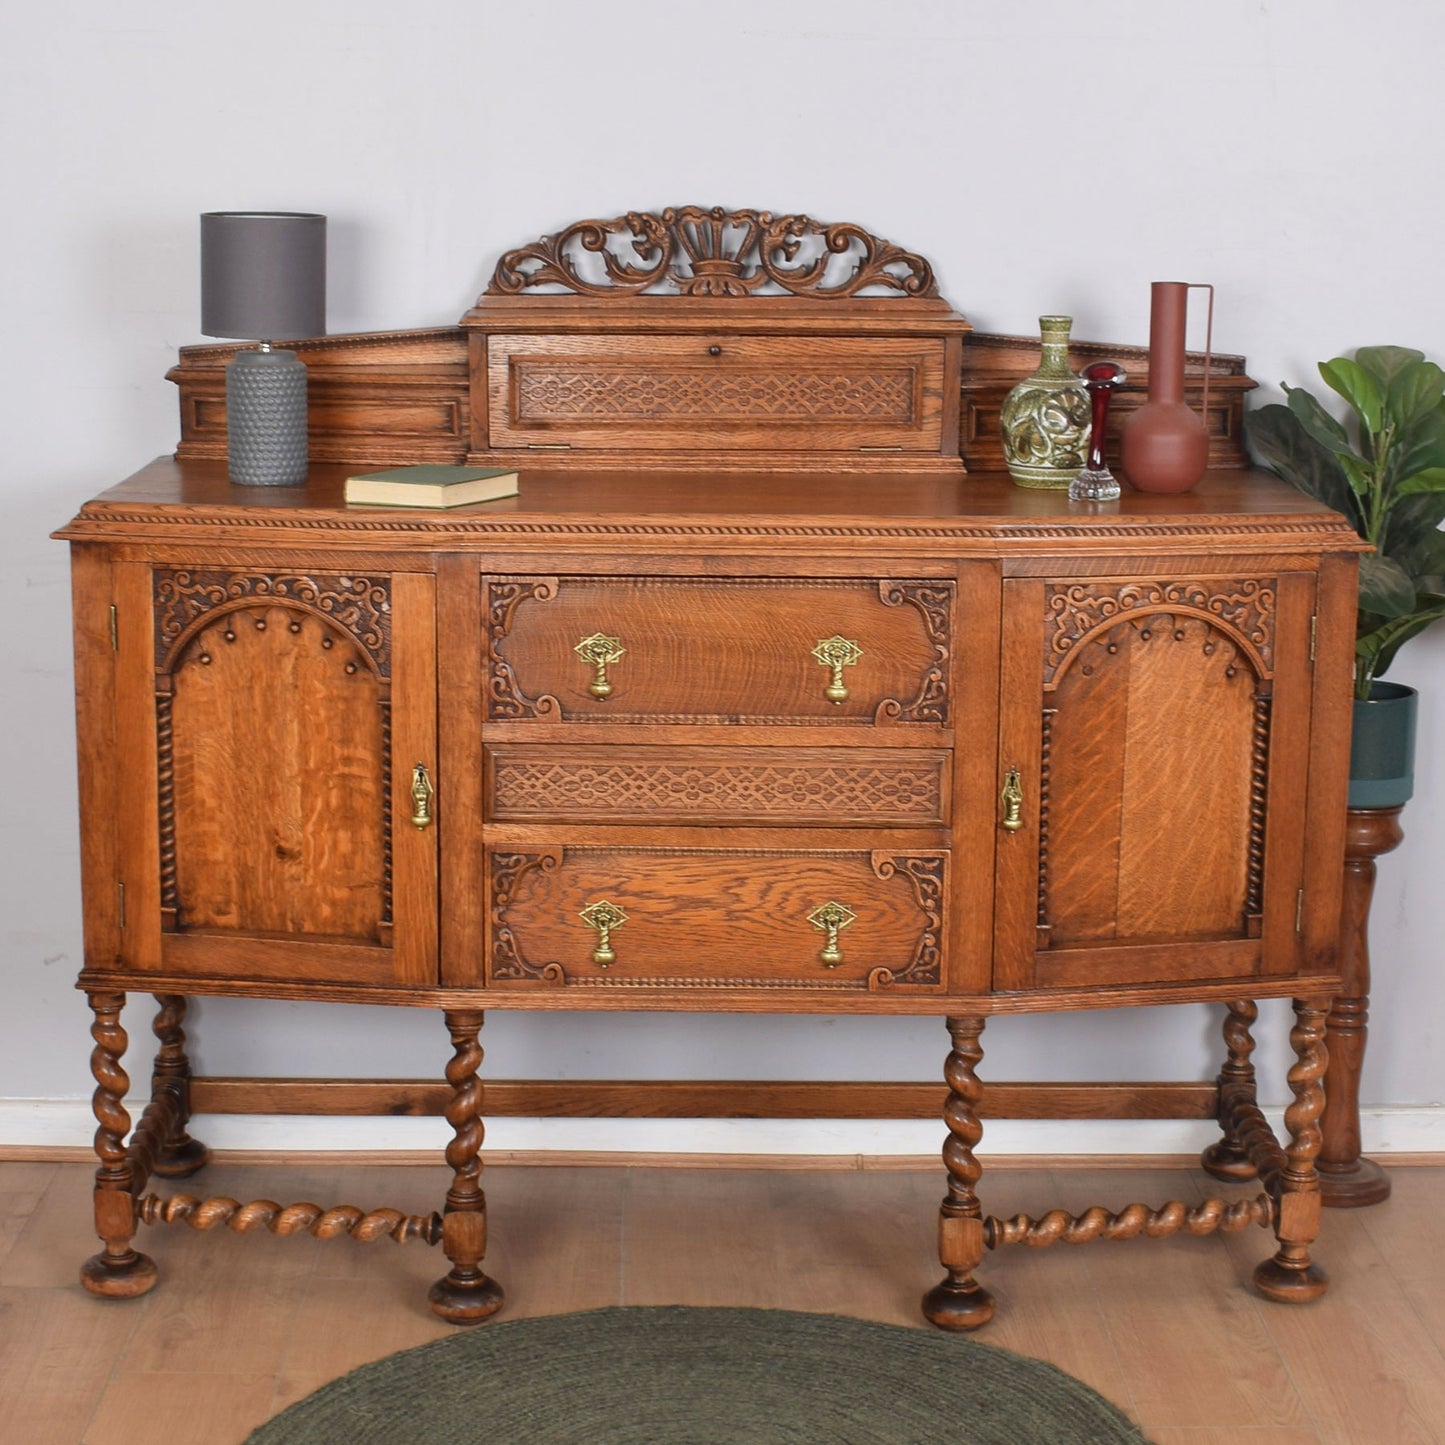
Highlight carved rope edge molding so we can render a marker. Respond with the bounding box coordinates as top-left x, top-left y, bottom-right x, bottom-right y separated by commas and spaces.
485, 206, 938, 300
